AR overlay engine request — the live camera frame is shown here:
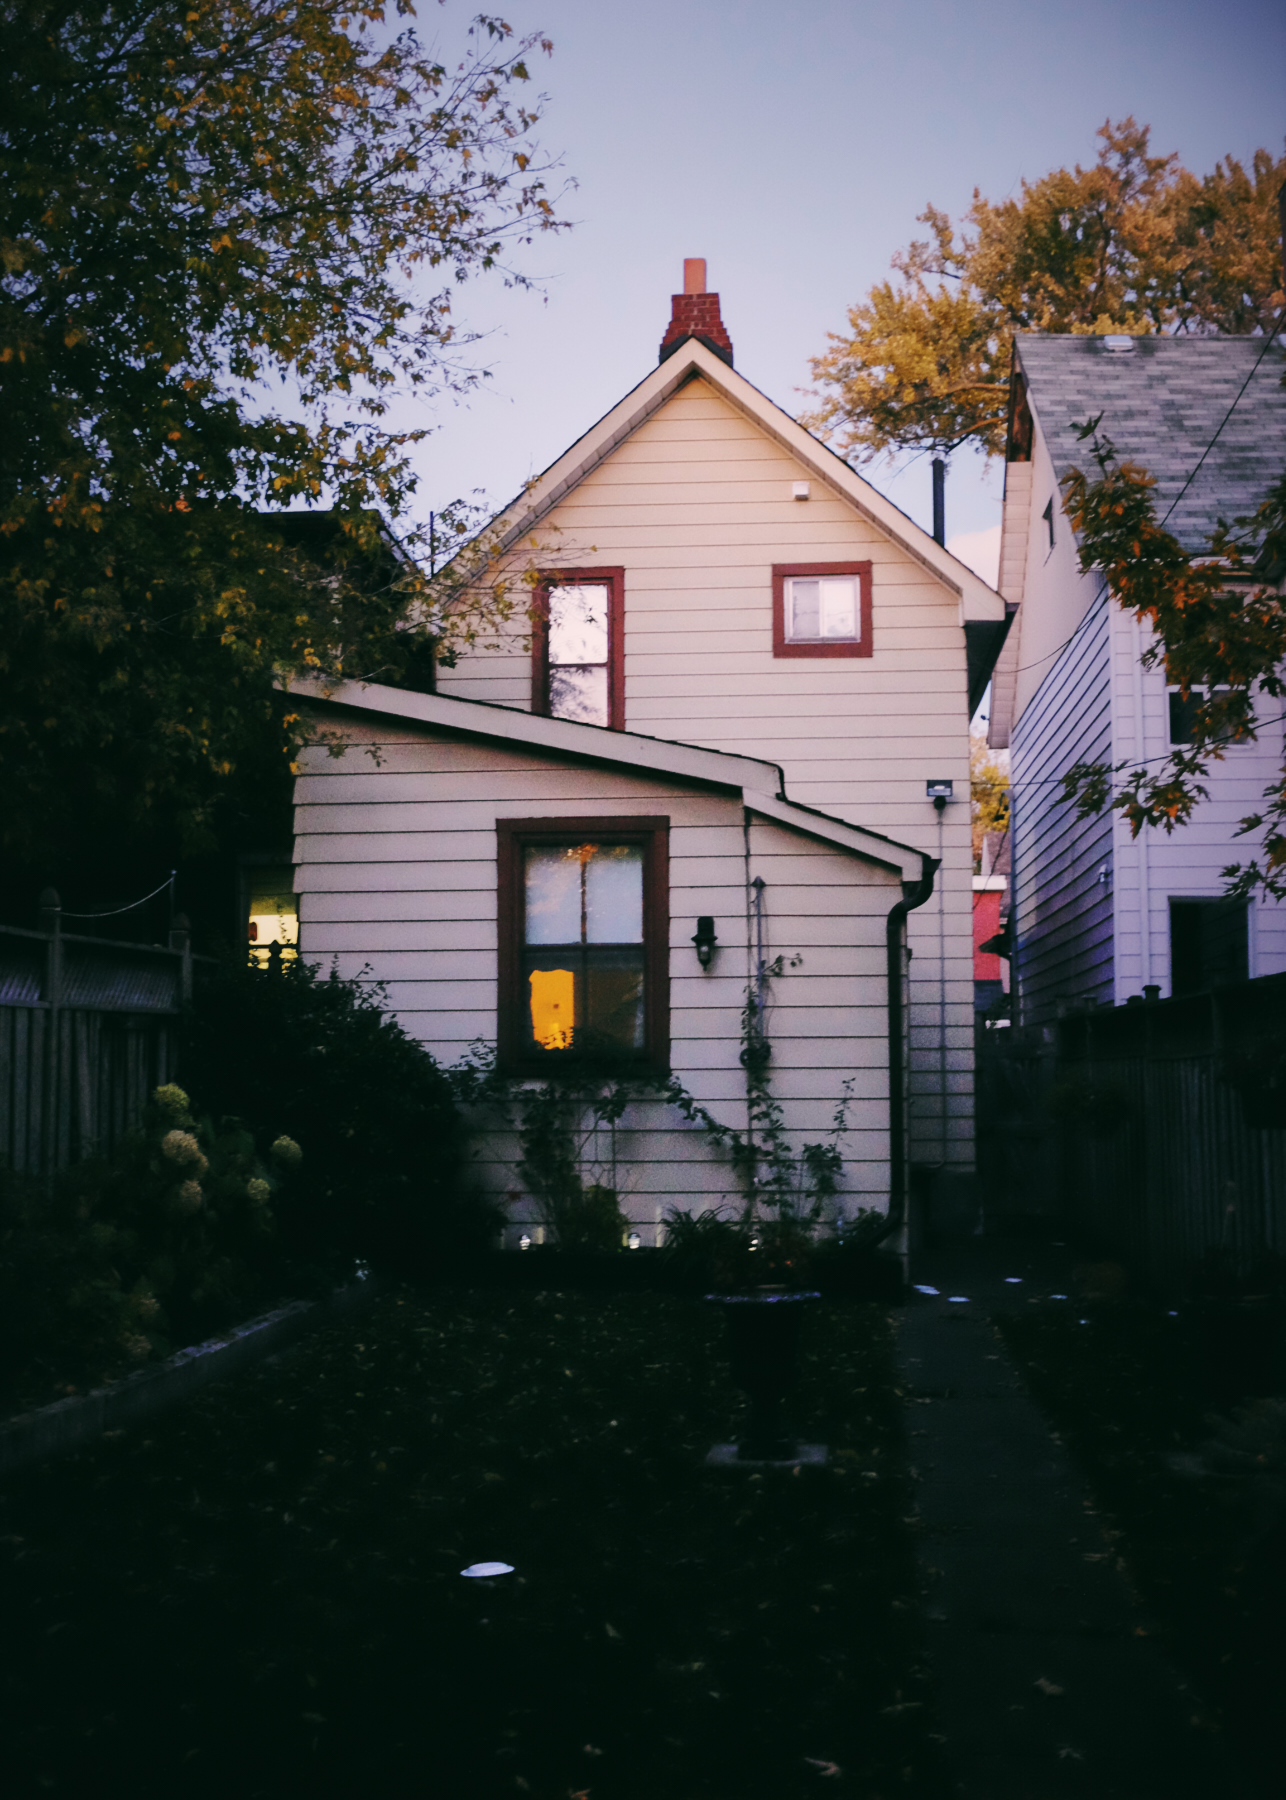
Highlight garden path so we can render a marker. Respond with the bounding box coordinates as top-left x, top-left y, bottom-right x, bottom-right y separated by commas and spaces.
899, 1239, 1260, 1799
